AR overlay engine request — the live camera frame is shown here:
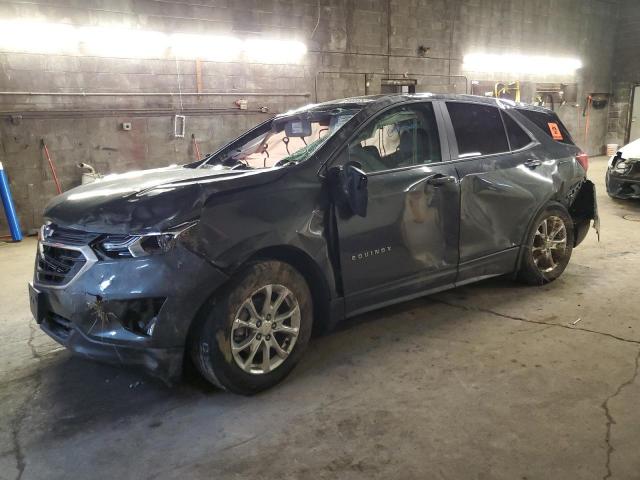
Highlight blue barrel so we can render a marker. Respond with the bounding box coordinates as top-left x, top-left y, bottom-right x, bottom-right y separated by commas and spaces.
0, 161, 22, 241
